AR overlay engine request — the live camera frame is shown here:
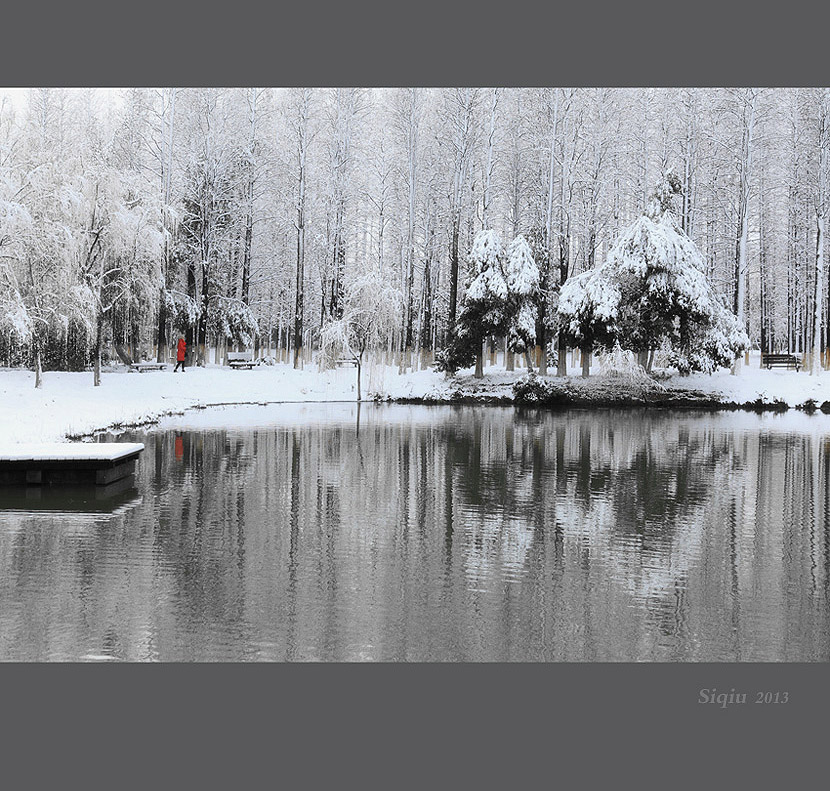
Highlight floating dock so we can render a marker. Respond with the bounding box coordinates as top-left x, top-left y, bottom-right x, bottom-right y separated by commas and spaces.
0, 443, 144, 486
